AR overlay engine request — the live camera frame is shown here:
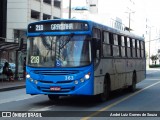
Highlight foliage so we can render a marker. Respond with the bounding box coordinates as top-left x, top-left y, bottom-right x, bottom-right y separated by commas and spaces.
149, 64, 160, 68
150, 55, 158, 65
